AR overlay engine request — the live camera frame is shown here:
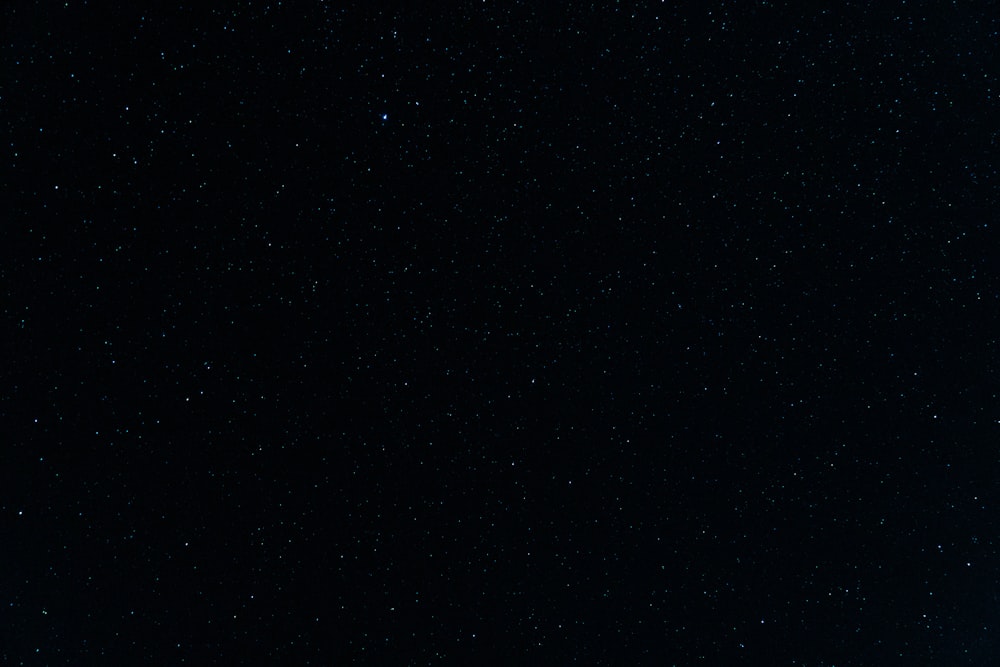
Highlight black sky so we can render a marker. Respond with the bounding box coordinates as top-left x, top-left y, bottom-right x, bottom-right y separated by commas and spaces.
4, 2, 1000, 664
